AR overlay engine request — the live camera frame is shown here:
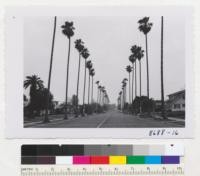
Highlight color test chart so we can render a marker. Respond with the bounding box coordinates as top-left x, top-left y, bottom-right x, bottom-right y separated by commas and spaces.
21, 144, 184, 176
